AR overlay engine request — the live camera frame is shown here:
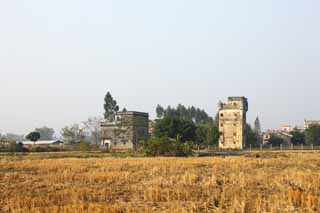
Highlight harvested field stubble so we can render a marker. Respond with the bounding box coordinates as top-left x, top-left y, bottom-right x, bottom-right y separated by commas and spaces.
0, 152, 320, 212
